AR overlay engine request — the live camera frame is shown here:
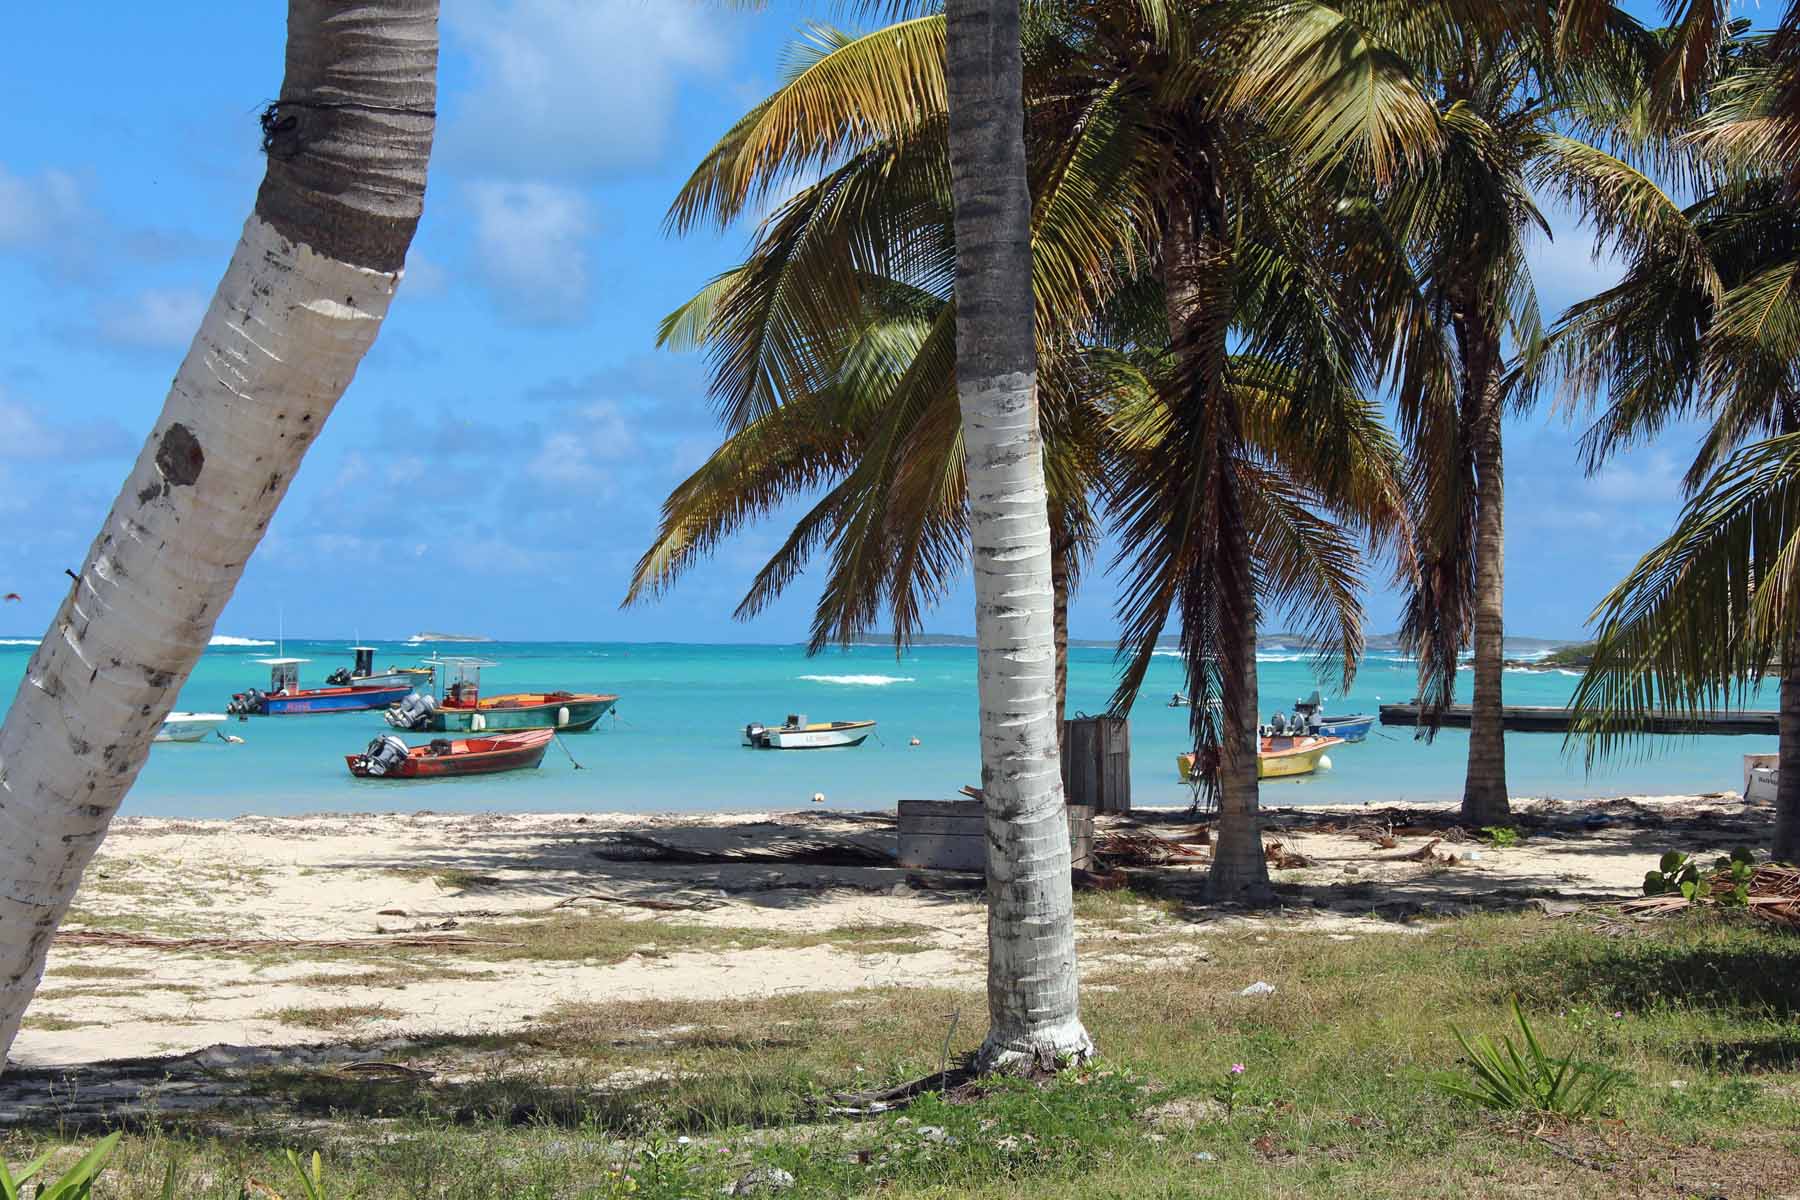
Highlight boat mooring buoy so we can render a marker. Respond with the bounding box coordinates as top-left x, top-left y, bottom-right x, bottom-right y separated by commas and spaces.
909, 737, 920, 746
812, 791, 826, 804
1318, 755, 1333, 771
